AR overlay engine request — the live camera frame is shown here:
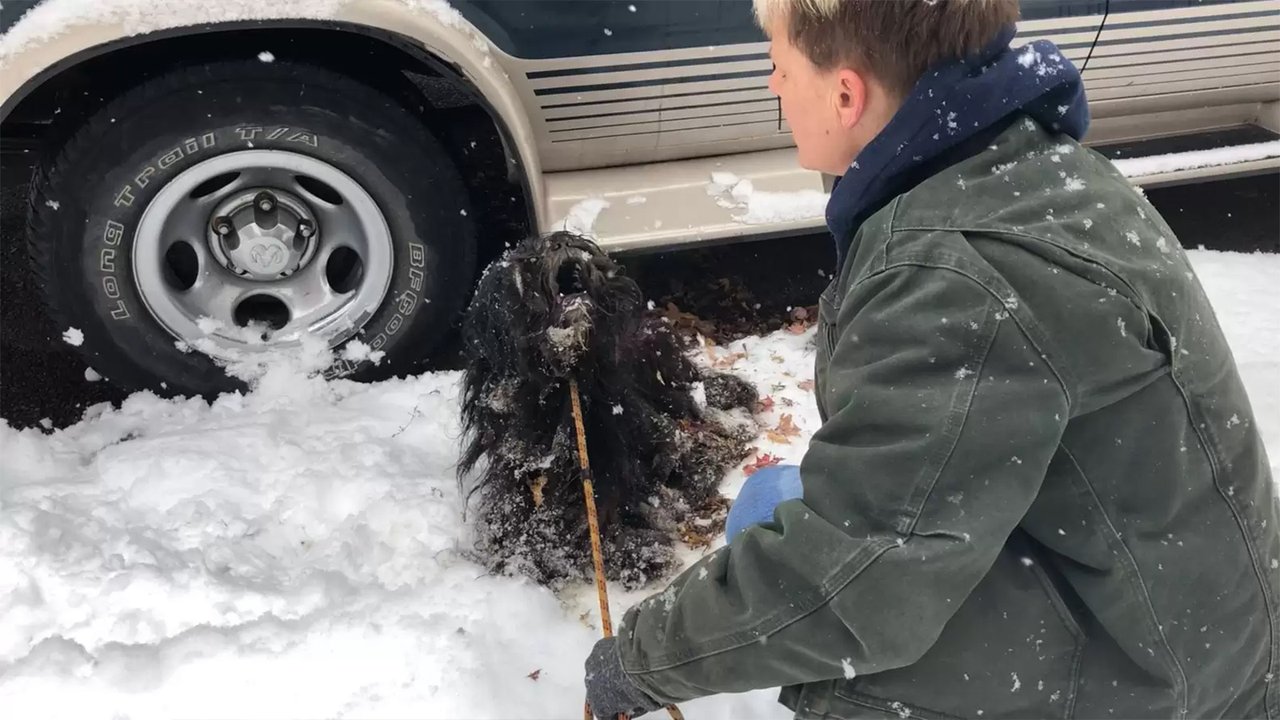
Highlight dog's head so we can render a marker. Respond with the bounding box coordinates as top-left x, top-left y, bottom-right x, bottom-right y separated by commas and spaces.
467, 231, 643, 377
